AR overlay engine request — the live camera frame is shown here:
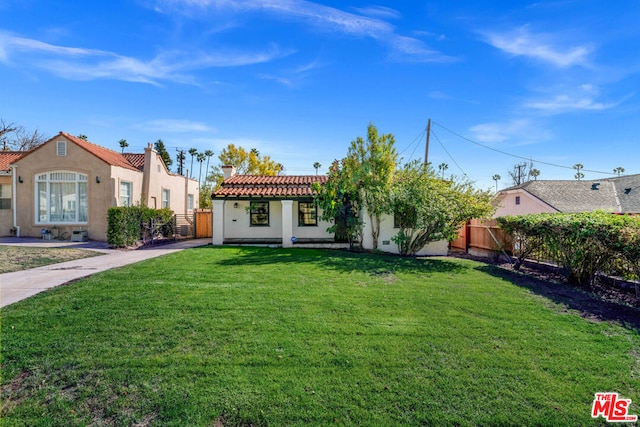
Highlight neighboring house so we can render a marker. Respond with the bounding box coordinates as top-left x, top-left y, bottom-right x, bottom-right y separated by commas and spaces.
4, 132, 199, 241
493, 175, 640, 217
0, 151, 25, 236
211, 166, 448, 255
